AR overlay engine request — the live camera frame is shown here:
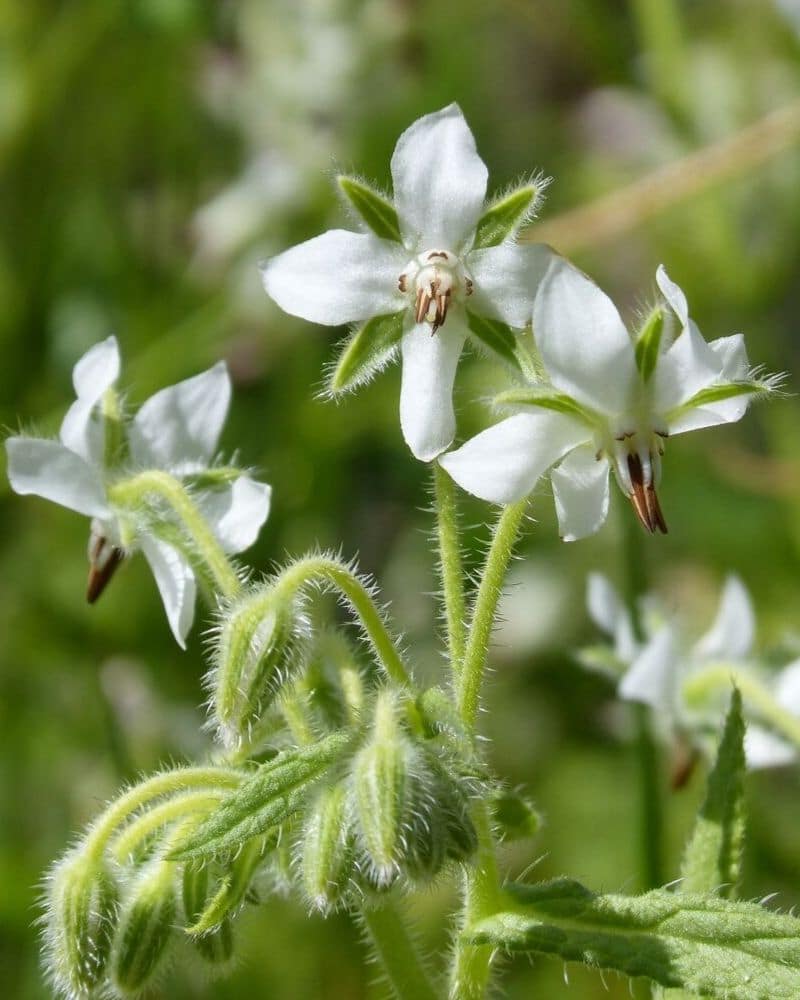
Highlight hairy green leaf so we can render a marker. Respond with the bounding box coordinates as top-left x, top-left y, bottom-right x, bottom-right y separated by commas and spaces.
337, 176, 402, 242
172, 732, 353, 860
328, 312, 405, 395
468, 878, 800, 999
473, 185, 539, 248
